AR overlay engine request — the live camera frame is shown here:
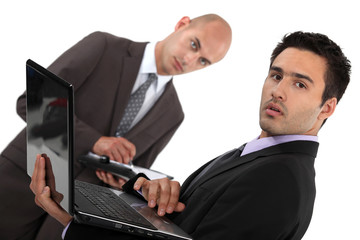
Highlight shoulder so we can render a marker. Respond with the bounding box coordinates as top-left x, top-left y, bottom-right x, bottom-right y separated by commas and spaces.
82, 31, 132, 48
242, 150, 316, 190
